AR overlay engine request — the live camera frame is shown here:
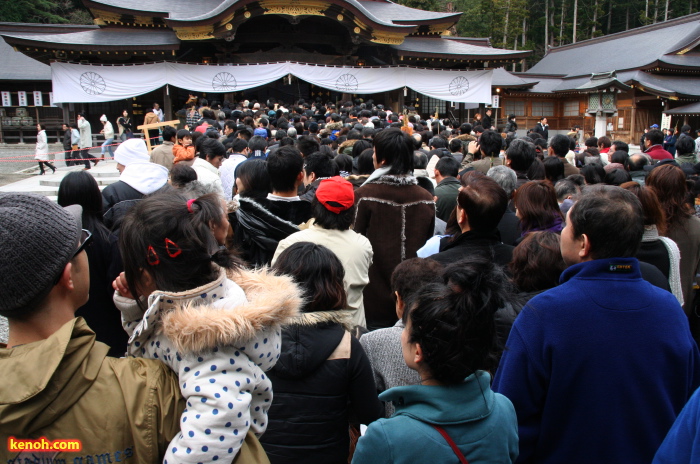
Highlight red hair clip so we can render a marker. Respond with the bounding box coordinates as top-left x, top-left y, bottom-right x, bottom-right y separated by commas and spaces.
165, 238, 182, 258
187, 199, 197, 213
146, 245, 160, 266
